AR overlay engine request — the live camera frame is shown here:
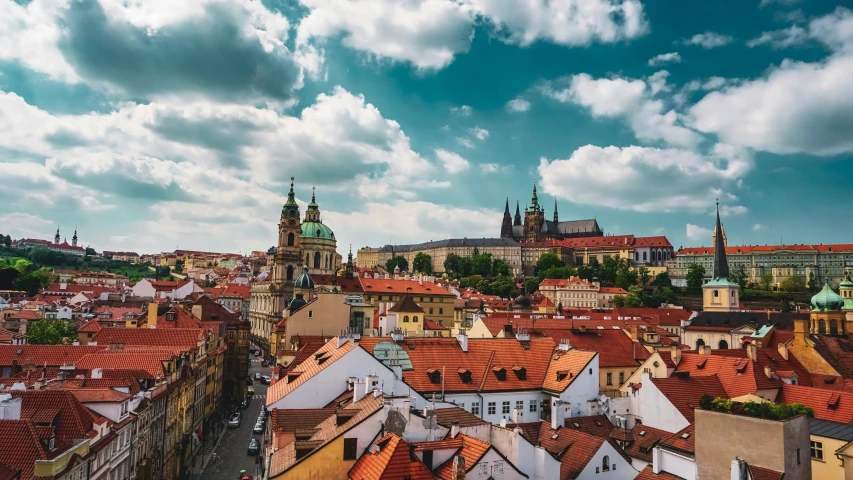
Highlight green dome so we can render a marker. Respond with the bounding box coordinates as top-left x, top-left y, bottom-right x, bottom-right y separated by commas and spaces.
840, 275, 853, 289
811, 281, 844, 312
294, 265, 315, 290
301, 221, 335, 240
